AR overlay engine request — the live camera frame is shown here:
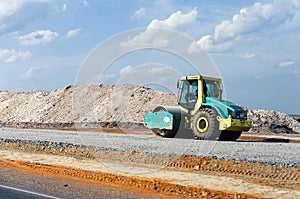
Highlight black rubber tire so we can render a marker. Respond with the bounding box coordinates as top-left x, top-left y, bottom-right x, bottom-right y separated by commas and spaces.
219, 131, 242, 141
192, 108, 221, 140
